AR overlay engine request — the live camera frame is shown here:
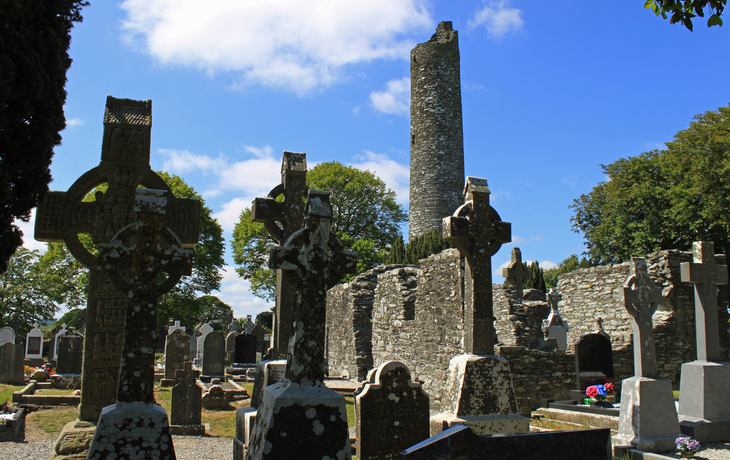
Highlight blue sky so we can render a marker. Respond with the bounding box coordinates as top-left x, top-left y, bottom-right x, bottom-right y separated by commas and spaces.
19, 1, 730, 319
